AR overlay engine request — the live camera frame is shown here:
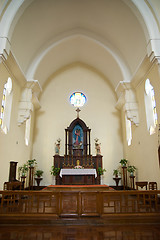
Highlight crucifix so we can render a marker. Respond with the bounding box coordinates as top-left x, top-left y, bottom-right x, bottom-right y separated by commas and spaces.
76, 108, 81, 118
